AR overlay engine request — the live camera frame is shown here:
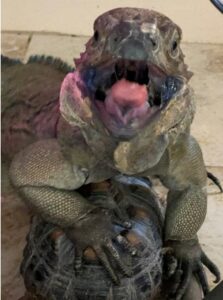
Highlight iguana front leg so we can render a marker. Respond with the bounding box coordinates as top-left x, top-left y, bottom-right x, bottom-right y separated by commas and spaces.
161, 135, 220, 299
9, 139, 133, 283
